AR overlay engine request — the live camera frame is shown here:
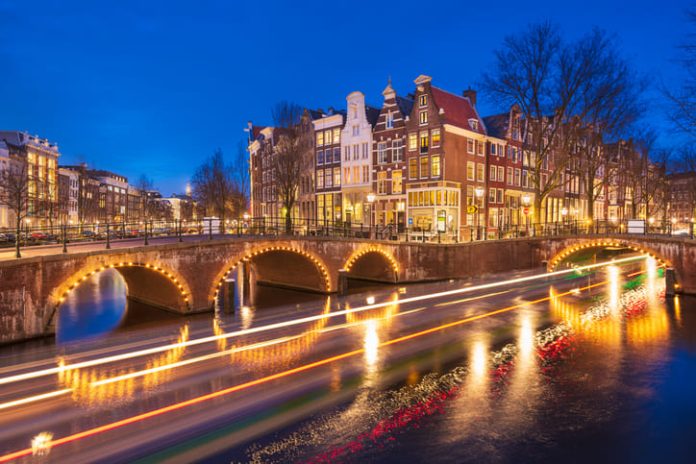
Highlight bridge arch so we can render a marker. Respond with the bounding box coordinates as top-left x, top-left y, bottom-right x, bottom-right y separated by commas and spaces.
50, 261, 192, 322
343, 245, 400, 283
547, 238, 672, 272
211, 244, 333, 303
